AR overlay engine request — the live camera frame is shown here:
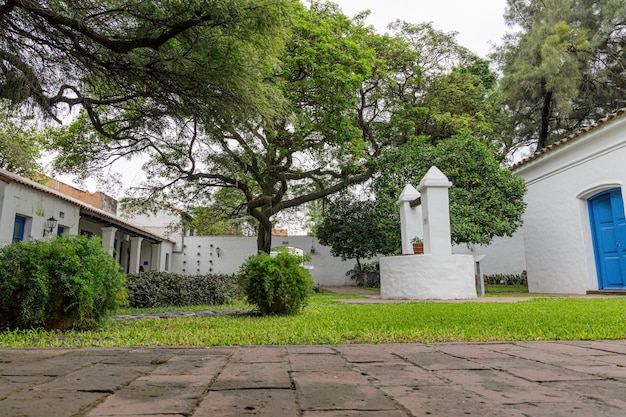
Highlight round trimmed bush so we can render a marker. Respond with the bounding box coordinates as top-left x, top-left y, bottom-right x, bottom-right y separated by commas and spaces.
0, 235, 126, 330
238, 251, 314, 315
